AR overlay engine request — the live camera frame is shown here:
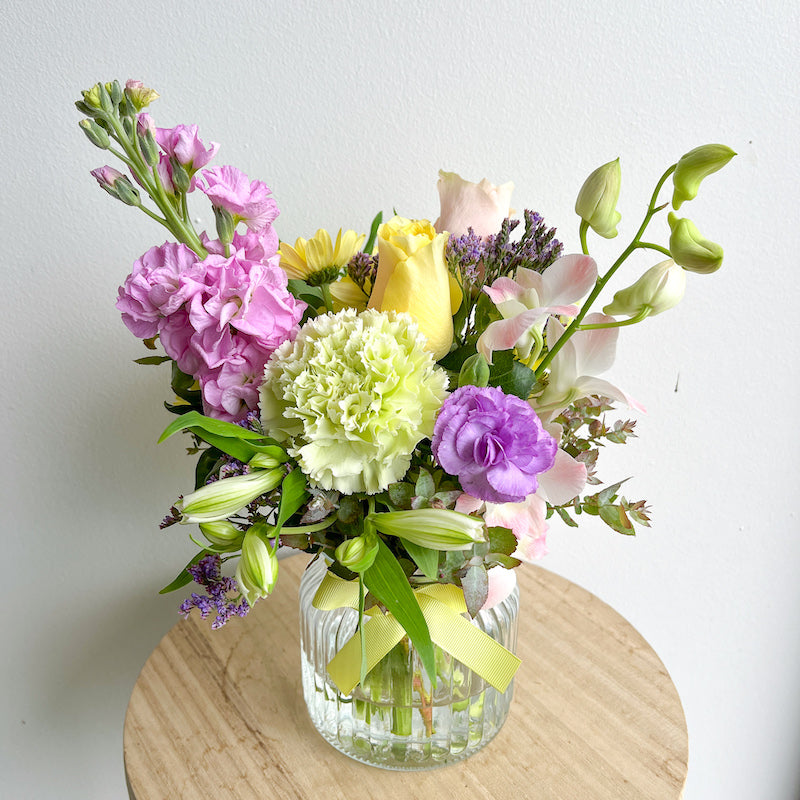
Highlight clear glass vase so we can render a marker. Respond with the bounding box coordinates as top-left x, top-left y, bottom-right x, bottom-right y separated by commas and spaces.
299, 556, 519, 770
